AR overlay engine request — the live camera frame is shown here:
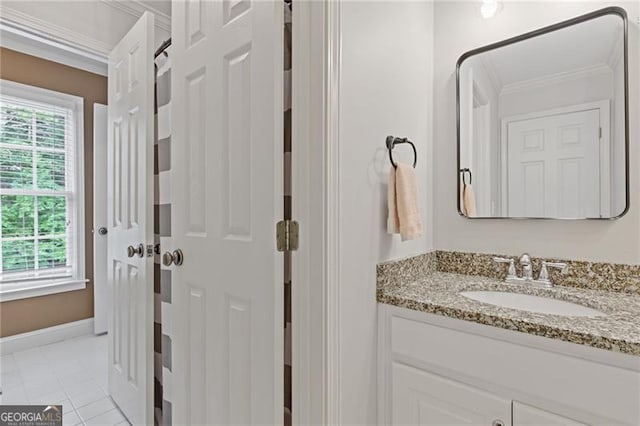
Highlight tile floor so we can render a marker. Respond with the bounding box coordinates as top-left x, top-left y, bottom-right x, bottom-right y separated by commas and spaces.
0, 334, 130, 426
